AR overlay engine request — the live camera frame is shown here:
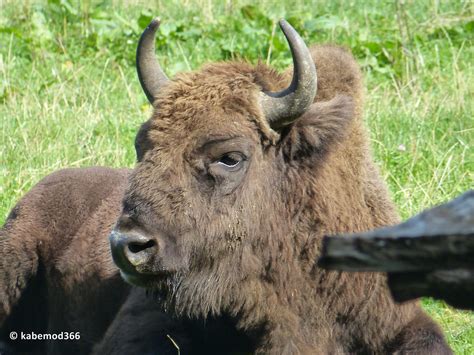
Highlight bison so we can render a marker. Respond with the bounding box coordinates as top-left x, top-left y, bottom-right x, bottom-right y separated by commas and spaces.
107, 18, 451, 354
0, 17, 451, 354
